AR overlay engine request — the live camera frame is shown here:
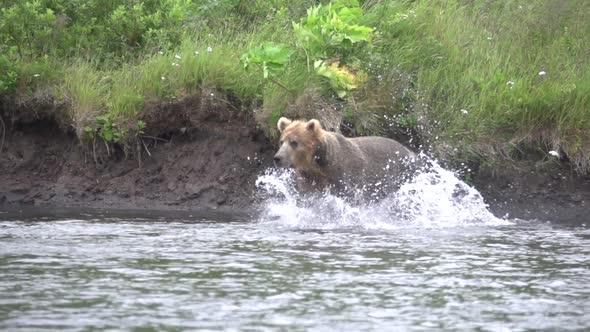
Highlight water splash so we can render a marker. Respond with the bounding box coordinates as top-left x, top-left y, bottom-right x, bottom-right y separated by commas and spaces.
255, 156, 509, 229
